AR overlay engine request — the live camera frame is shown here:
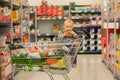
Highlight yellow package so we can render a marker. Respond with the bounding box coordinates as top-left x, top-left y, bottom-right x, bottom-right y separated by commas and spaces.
12, 10, 19, 21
